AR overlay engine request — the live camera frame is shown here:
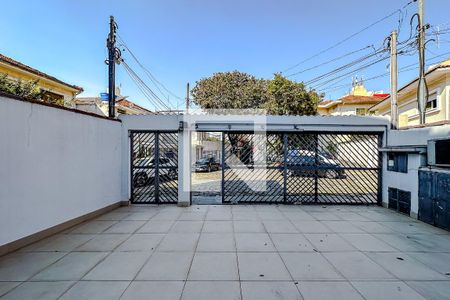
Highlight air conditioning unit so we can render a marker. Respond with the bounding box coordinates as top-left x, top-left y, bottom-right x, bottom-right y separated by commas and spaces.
427, 138, 450, 167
